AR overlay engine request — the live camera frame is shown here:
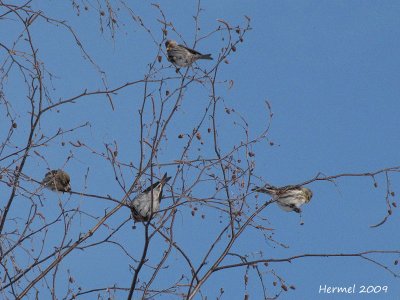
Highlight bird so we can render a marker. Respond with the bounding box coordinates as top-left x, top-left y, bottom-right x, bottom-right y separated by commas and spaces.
42, 169, 71, 192
165, 40, 213, 68
130, 173, 171, 222
252, 185, 313, 213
